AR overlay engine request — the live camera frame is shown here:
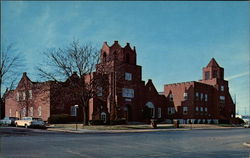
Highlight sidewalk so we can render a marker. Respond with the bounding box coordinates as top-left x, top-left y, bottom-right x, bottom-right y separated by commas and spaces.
46, 124, 243, 134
